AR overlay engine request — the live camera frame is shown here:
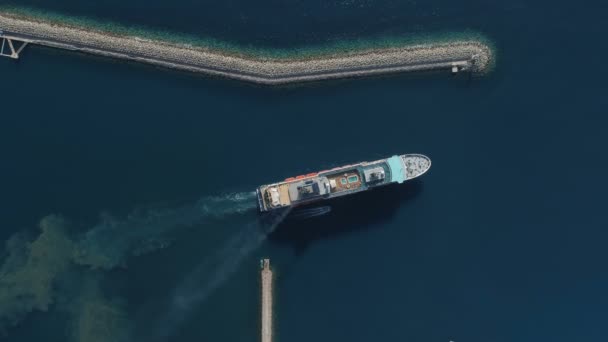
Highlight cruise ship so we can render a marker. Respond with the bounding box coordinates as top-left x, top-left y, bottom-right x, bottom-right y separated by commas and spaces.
256, 154, 431, 212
